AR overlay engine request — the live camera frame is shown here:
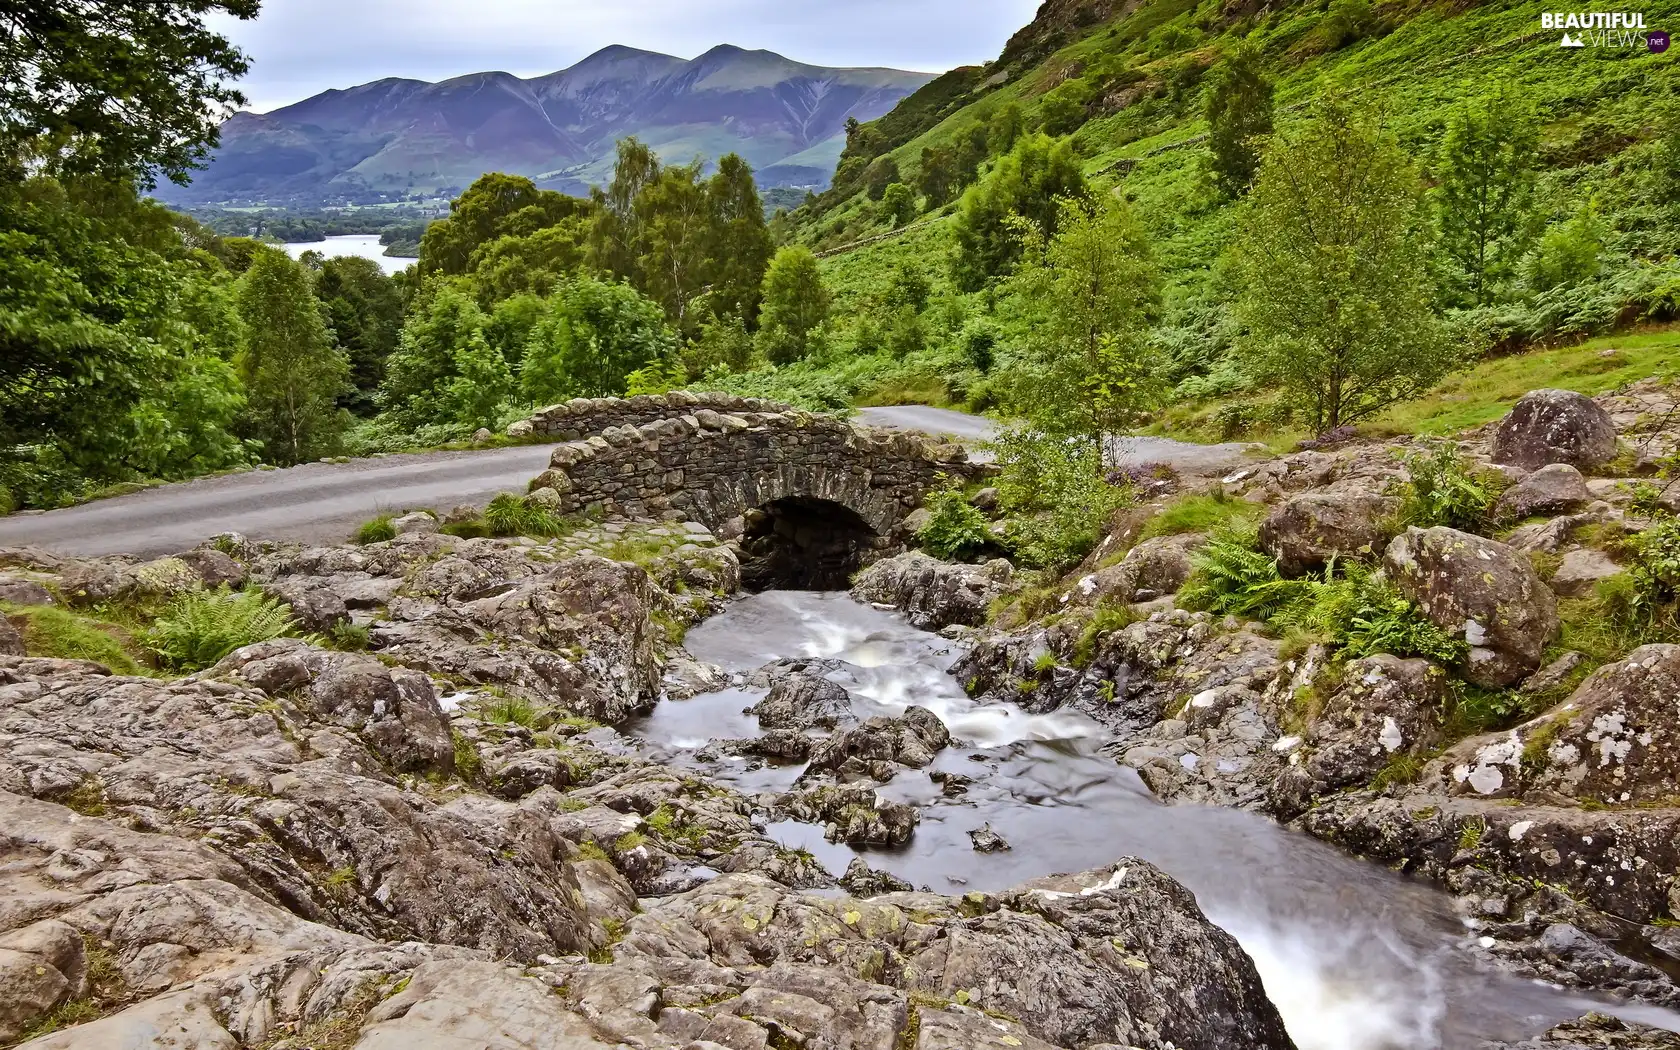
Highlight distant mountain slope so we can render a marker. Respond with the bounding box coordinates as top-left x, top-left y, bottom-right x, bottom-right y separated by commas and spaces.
160, 44, 934, 206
